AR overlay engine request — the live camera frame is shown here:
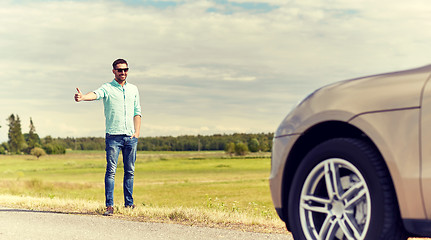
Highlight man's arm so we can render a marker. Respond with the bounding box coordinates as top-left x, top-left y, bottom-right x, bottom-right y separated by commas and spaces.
74, 88, 97, 102
131, 115, 141, 138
